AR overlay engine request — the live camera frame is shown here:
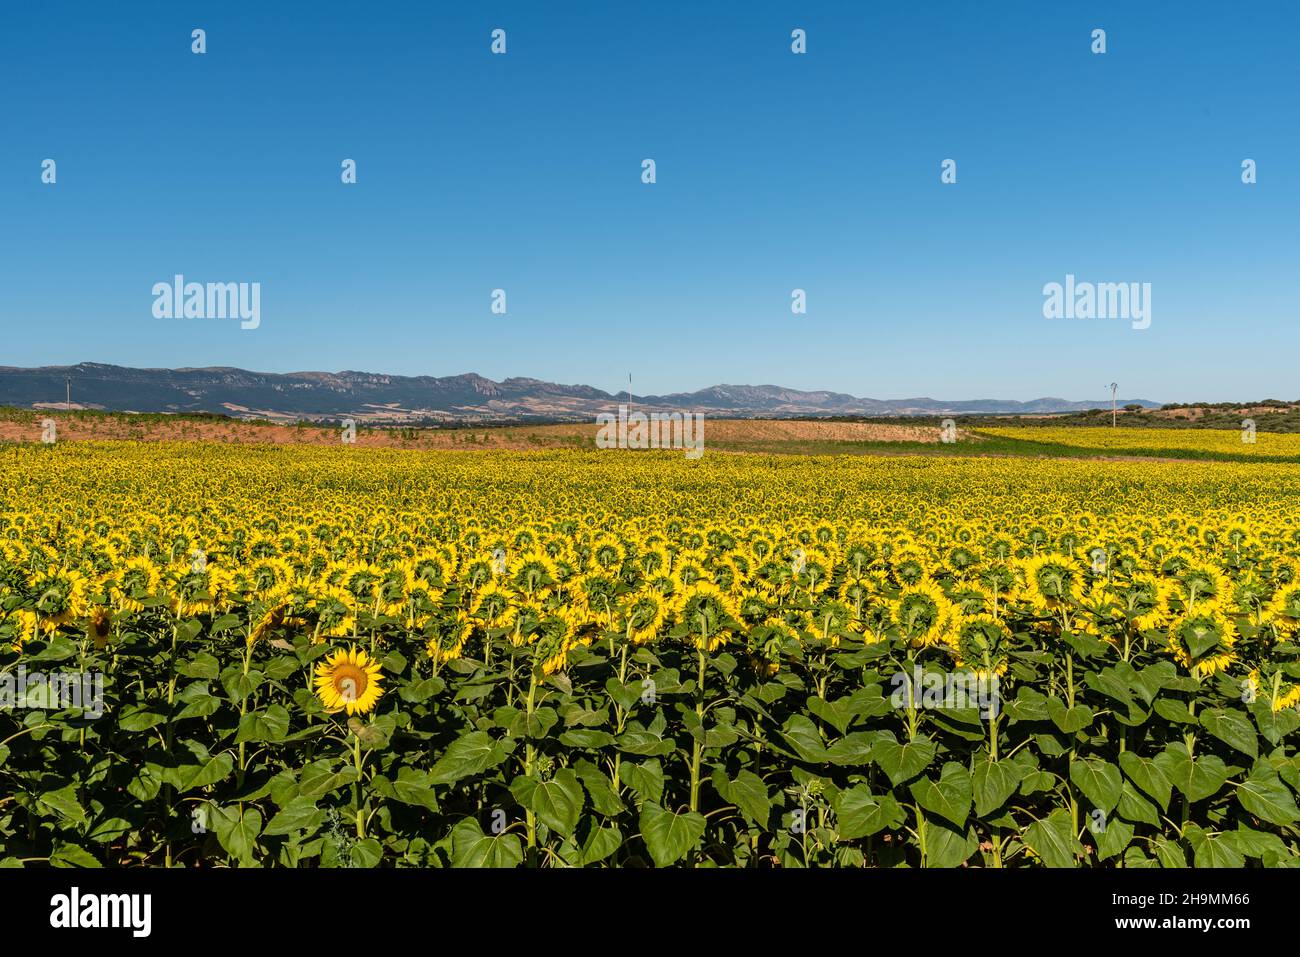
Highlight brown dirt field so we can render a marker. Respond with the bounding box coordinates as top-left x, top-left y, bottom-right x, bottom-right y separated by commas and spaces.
697, 419, 951, 443
0, 413, 960, 451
